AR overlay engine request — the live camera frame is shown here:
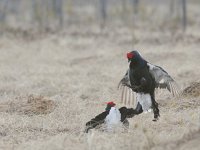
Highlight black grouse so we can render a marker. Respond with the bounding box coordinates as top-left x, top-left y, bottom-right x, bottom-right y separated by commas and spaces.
85, 101, 136, 133
118, 51, 179, 121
